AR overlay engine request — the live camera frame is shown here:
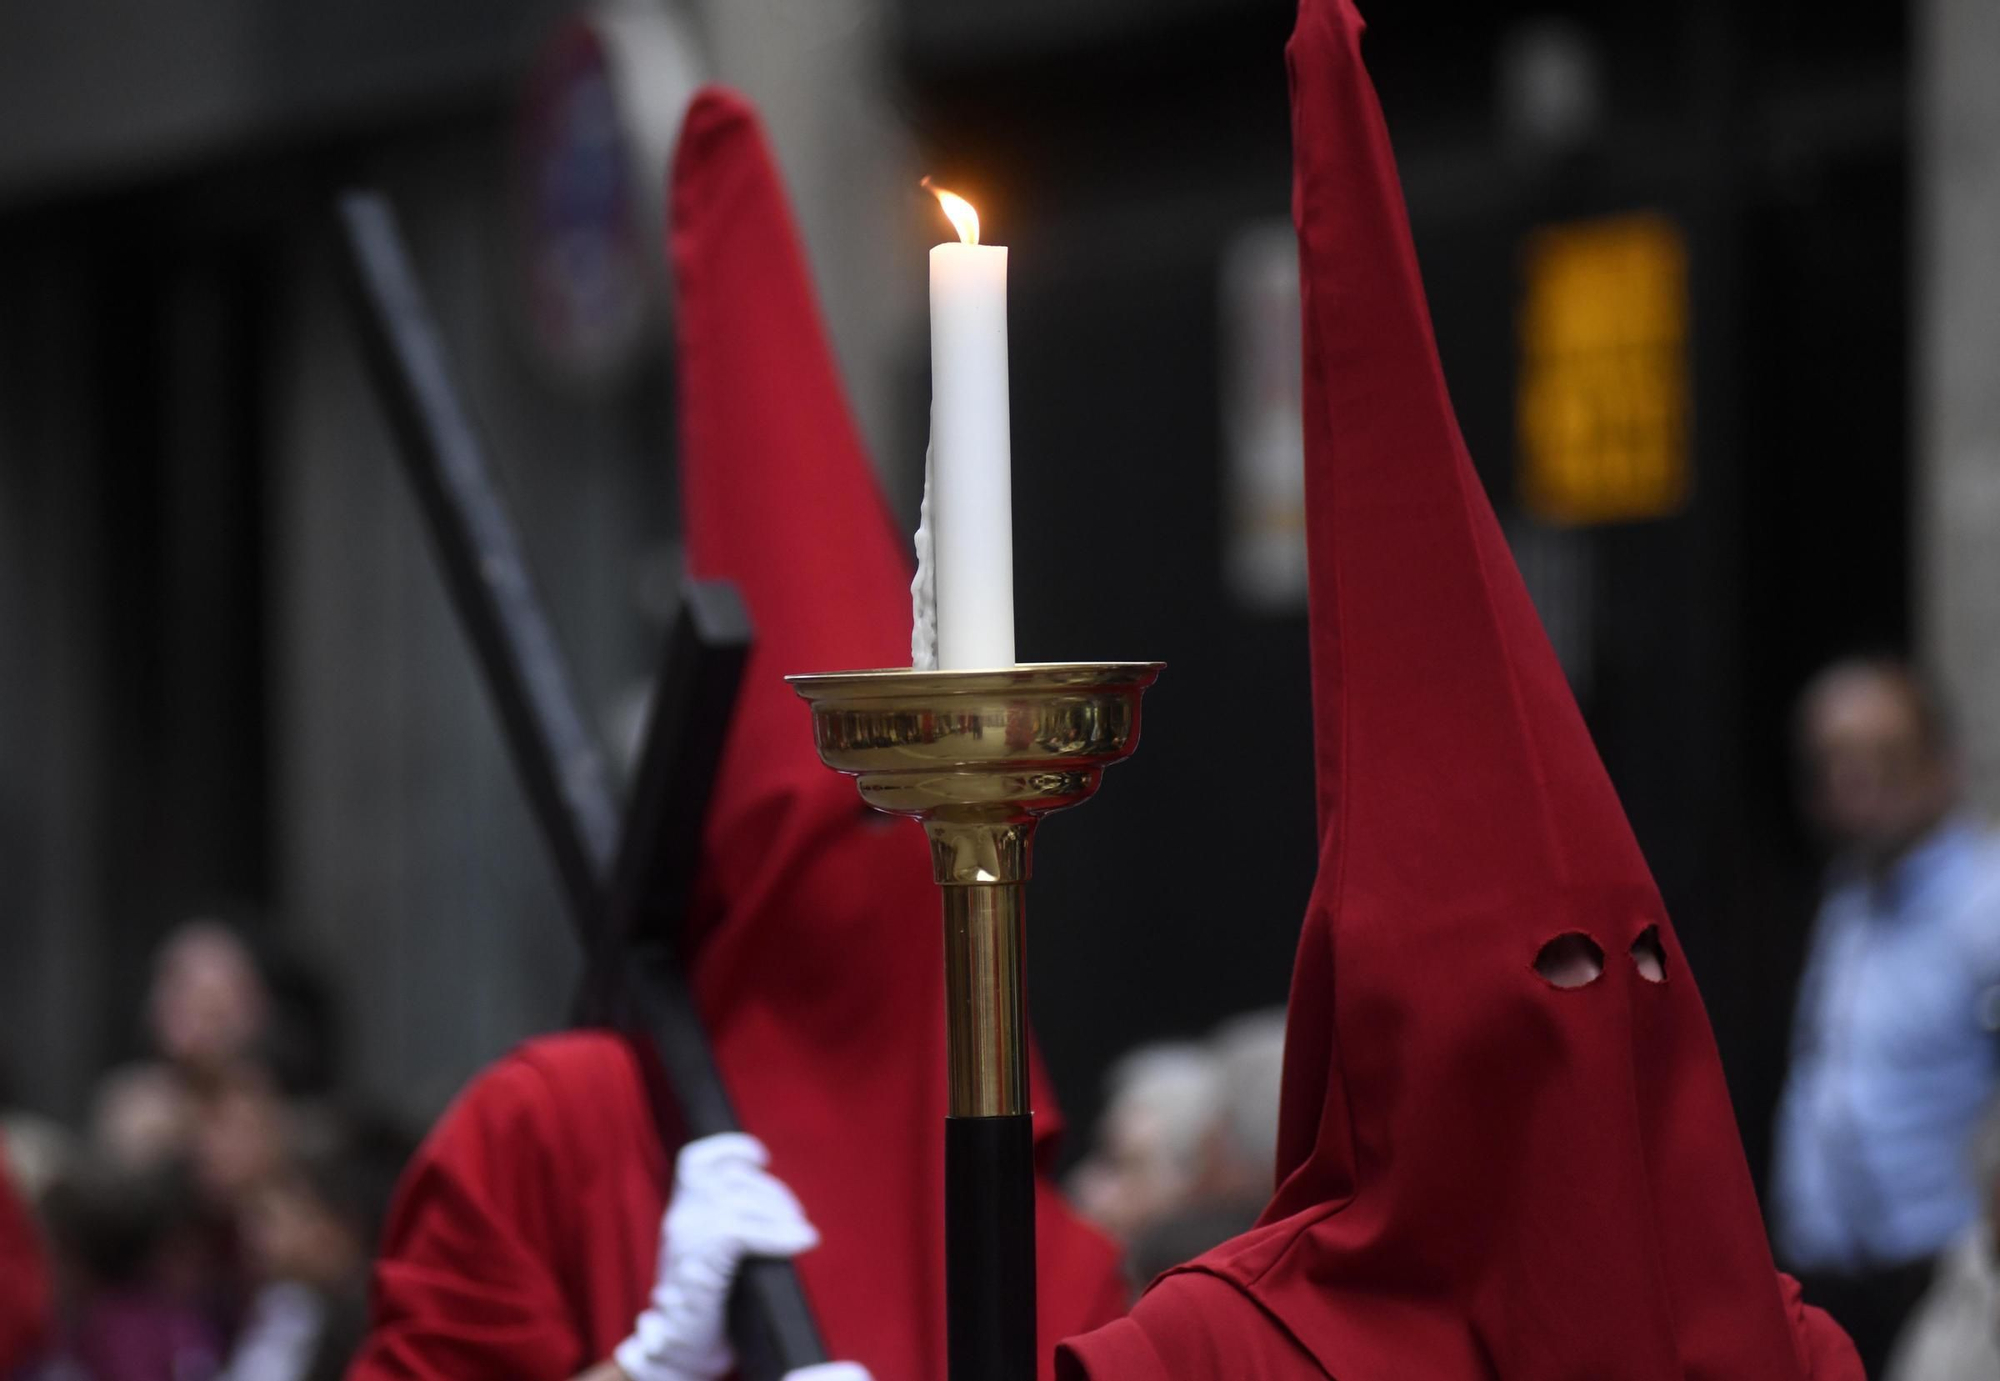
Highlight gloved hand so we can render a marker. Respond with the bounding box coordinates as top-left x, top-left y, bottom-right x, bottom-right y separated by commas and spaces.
783, 1367, 874, 1381
614, 1133, 821, 1381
